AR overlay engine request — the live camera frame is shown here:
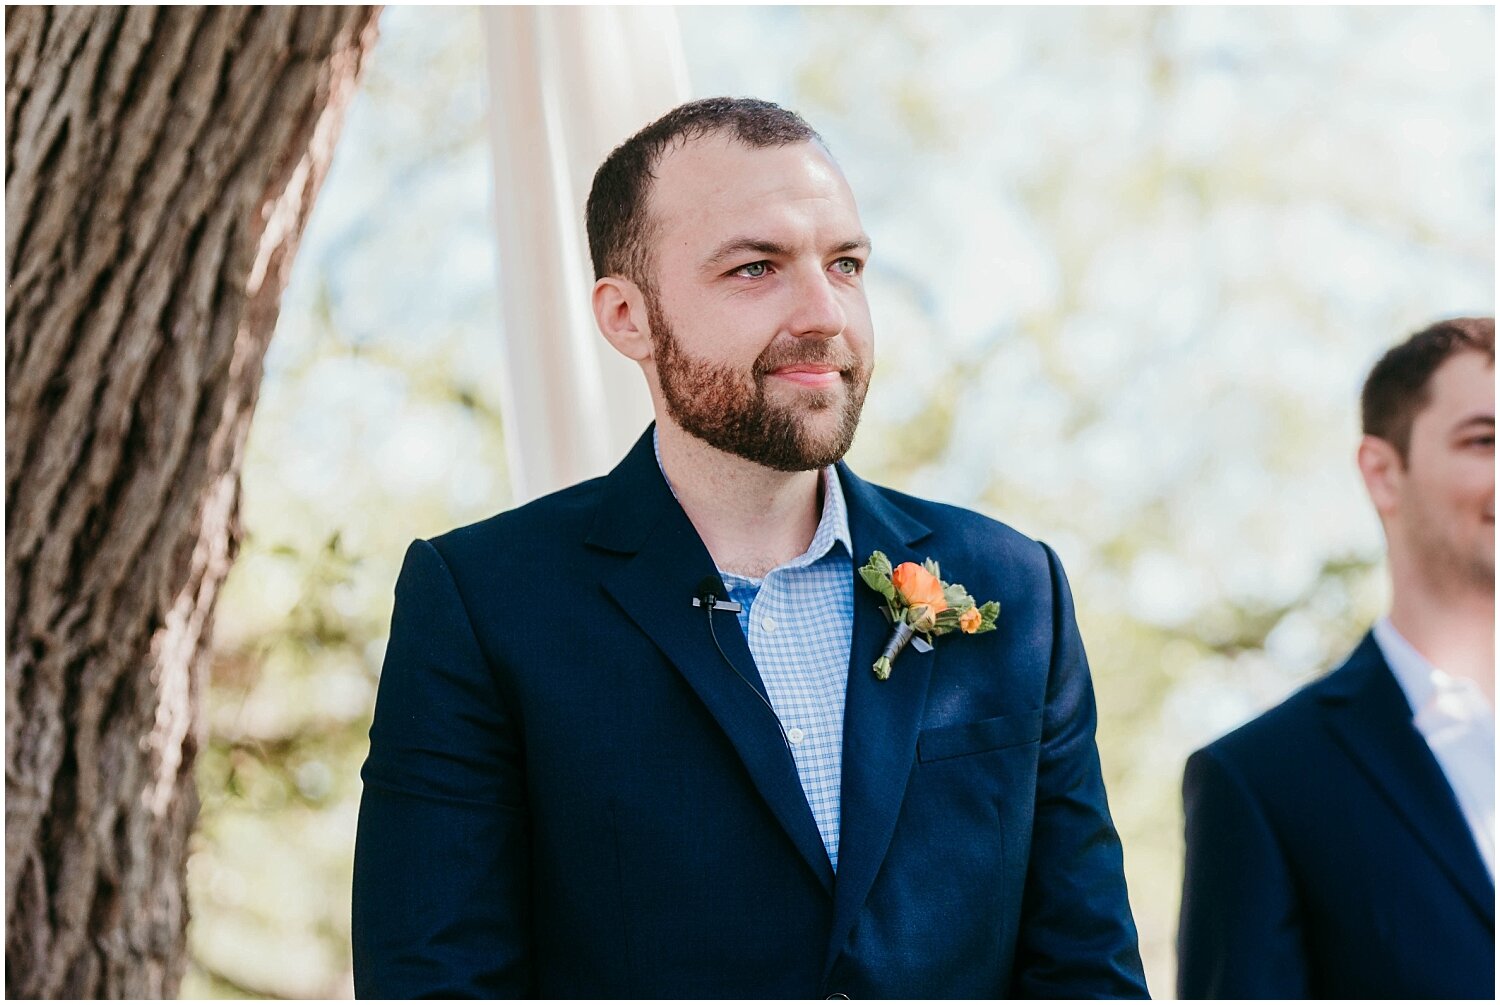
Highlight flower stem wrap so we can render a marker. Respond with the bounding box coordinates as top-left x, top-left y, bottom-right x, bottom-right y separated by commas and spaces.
873, 620, 917, 681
